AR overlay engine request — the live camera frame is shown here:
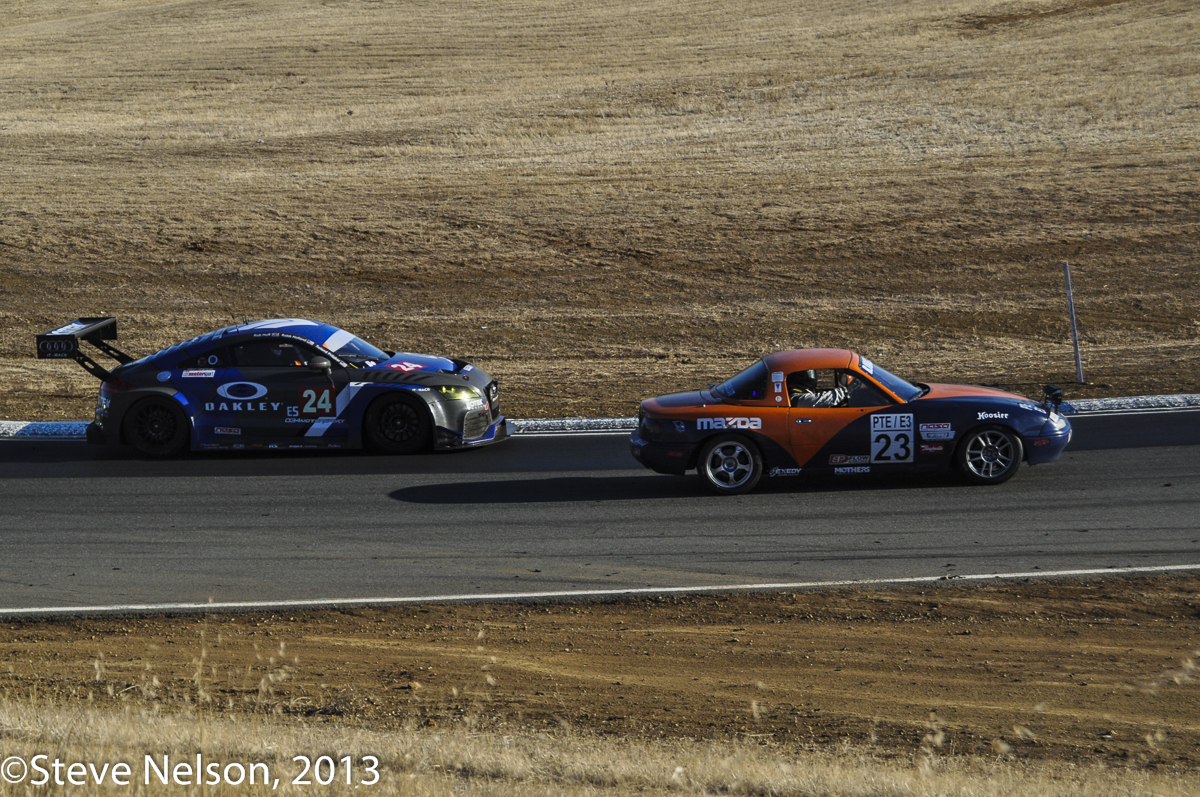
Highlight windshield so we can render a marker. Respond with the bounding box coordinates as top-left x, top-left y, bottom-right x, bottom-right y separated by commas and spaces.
711, 360, 769, 401
333, 335, 389, 362
858, 356, 923, 402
